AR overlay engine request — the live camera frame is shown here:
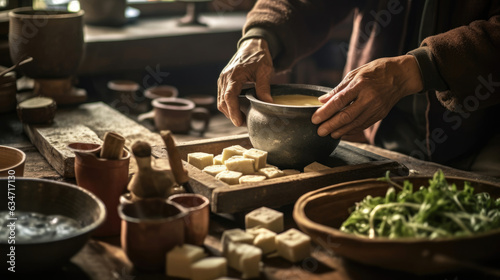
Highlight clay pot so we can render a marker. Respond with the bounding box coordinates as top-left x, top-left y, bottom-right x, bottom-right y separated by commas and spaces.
119, 199, 187, 272
79, 0, 127, 27
0, 73, 17, 113
9, 8, 85, 79
168, 193, 210, 246
243, 84, 340, 169
68, 142, 130, 236
0, 145, 26, 177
